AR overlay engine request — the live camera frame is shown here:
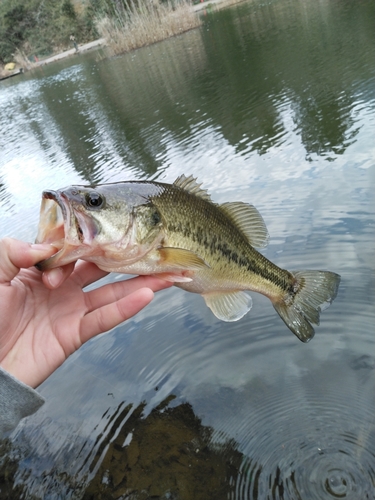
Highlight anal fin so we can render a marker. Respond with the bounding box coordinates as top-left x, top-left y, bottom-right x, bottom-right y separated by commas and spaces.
203, 291, 253, 322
